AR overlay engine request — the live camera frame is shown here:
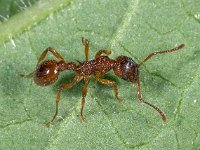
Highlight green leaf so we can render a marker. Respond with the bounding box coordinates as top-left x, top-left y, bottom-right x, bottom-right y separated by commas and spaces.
0, 0, 40, 22
0, 0, 199, 149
